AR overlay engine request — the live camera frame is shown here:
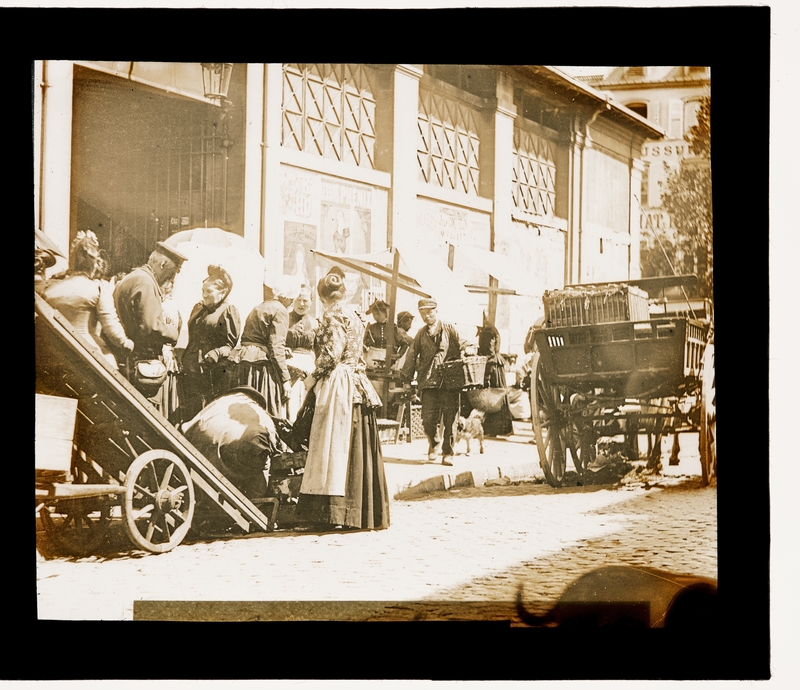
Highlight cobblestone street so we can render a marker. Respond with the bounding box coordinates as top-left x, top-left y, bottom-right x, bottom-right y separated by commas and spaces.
36, 430, 717, 623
